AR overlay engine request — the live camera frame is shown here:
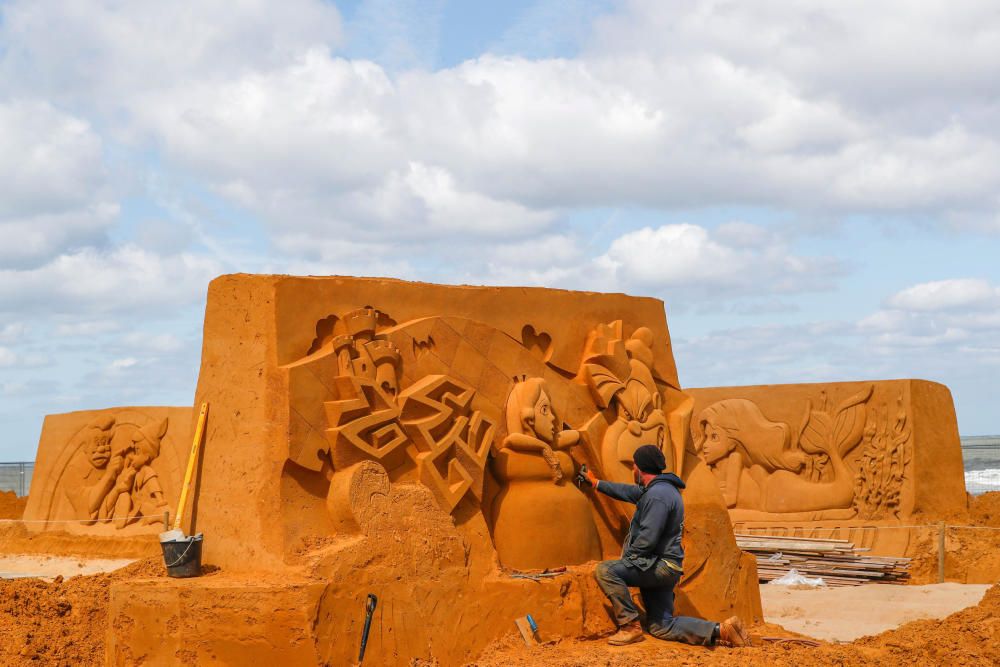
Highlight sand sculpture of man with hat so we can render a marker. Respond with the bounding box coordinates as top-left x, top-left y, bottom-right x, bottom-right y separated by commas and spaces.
579, 444, 751, 647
